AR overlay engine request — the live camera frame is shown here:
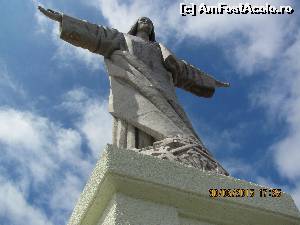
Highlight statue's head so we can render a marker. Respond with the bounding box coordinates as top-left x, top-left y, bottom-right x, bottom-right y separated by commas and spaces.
128, 17, 156, 42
